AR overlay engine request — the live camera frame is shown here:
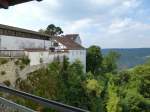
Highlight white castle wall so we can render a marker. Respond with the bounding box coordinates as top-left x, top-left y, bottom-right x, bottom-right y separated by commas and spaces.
25, 50, 86, 72
0, 35, 50, 50
0, 35, 86, 72
67, 50, 86, 72
25, 51, 68, 66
